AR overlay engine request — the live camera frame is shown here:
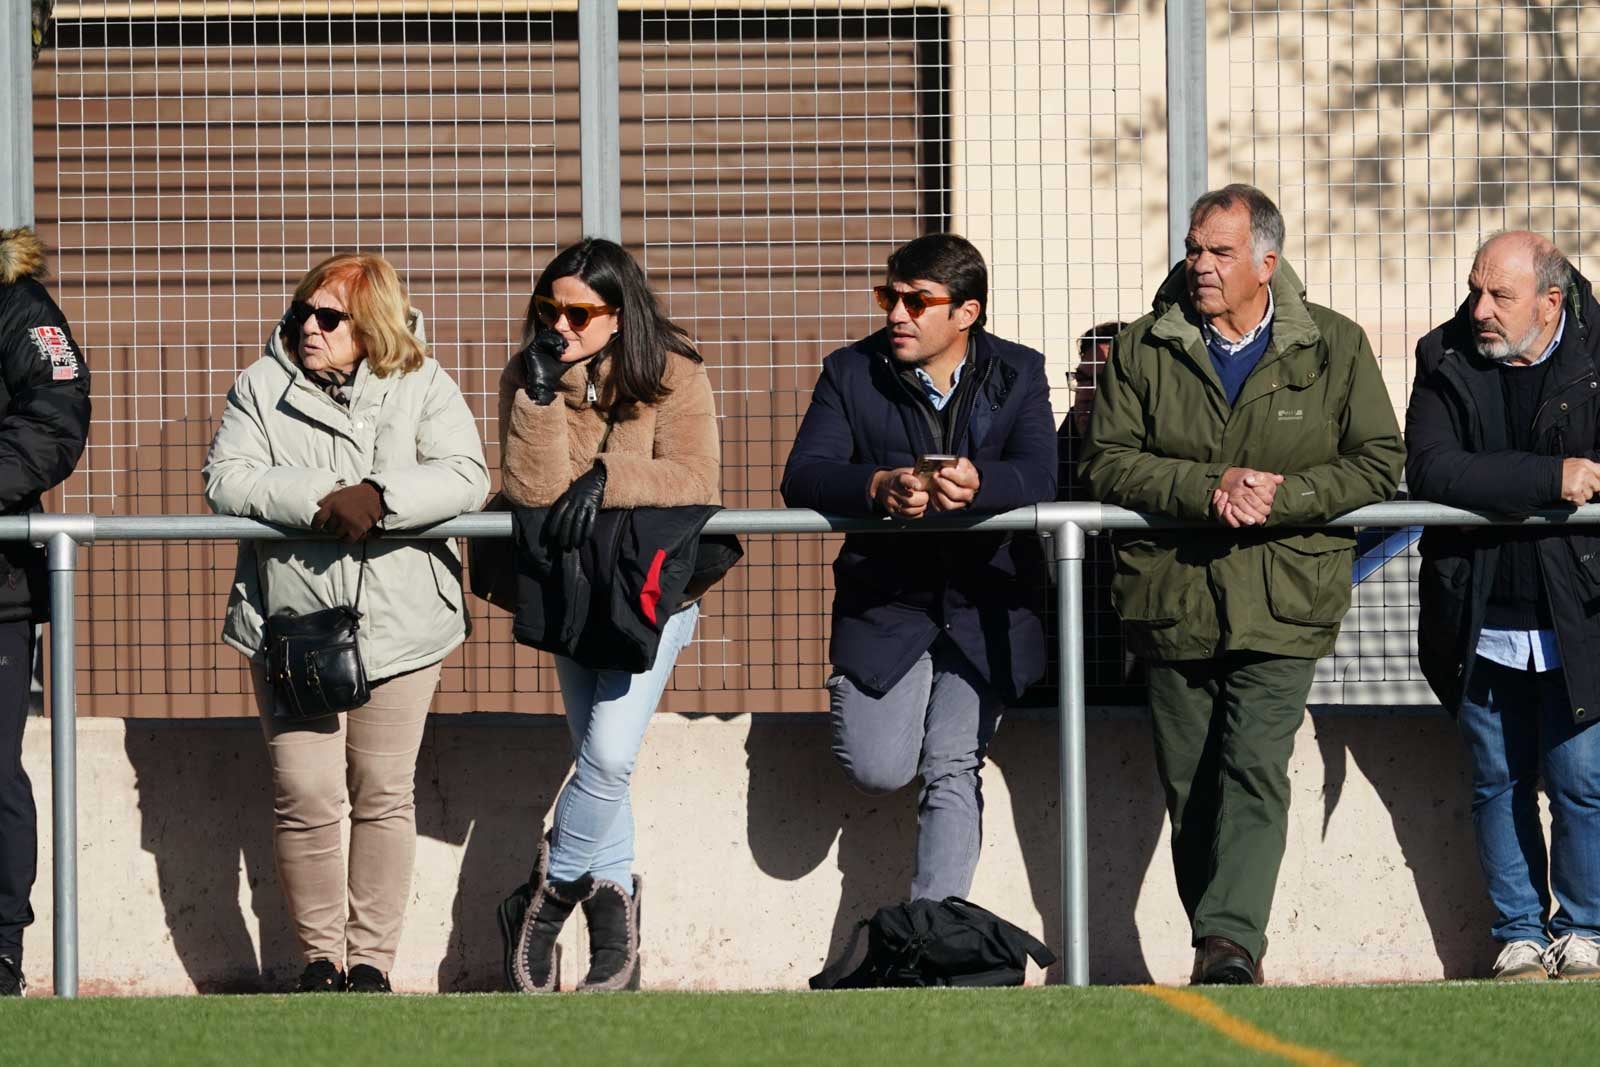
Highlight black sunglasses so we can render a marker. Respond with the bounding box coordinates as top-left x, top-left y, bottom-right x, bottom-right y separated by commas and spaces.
287, 301, 353, 333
